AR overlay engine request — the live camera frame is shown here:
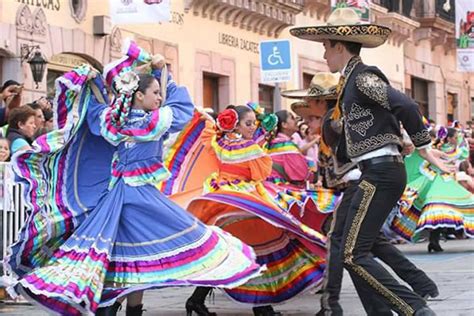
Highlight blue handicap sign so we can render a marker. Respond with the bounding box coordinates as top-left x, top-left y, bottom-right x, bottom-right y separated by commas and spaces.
260, 40, 291, 71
